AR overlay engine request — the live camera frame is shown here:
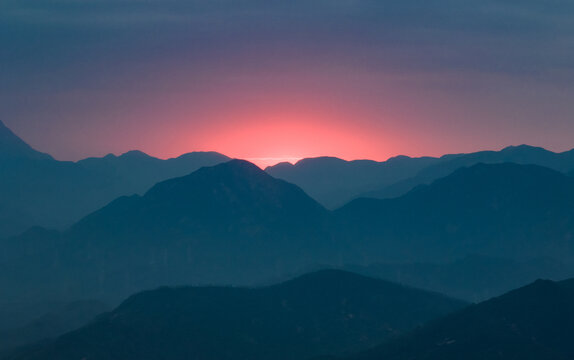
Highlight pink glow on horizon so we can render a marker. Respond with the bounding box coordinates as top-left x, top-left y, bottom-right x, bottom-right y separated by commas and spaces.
177, 111, 395, 168
12, 65, 574, 167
